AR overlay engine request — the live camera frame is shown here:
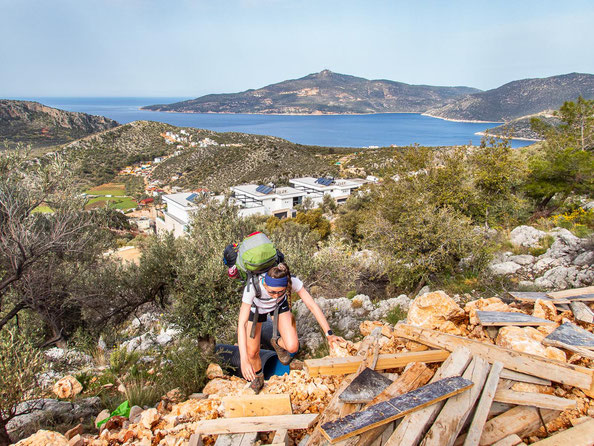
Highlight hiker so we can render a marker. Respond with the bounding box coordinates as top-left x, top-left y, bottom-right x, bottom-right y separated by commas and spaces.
237, 262, 343, 393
